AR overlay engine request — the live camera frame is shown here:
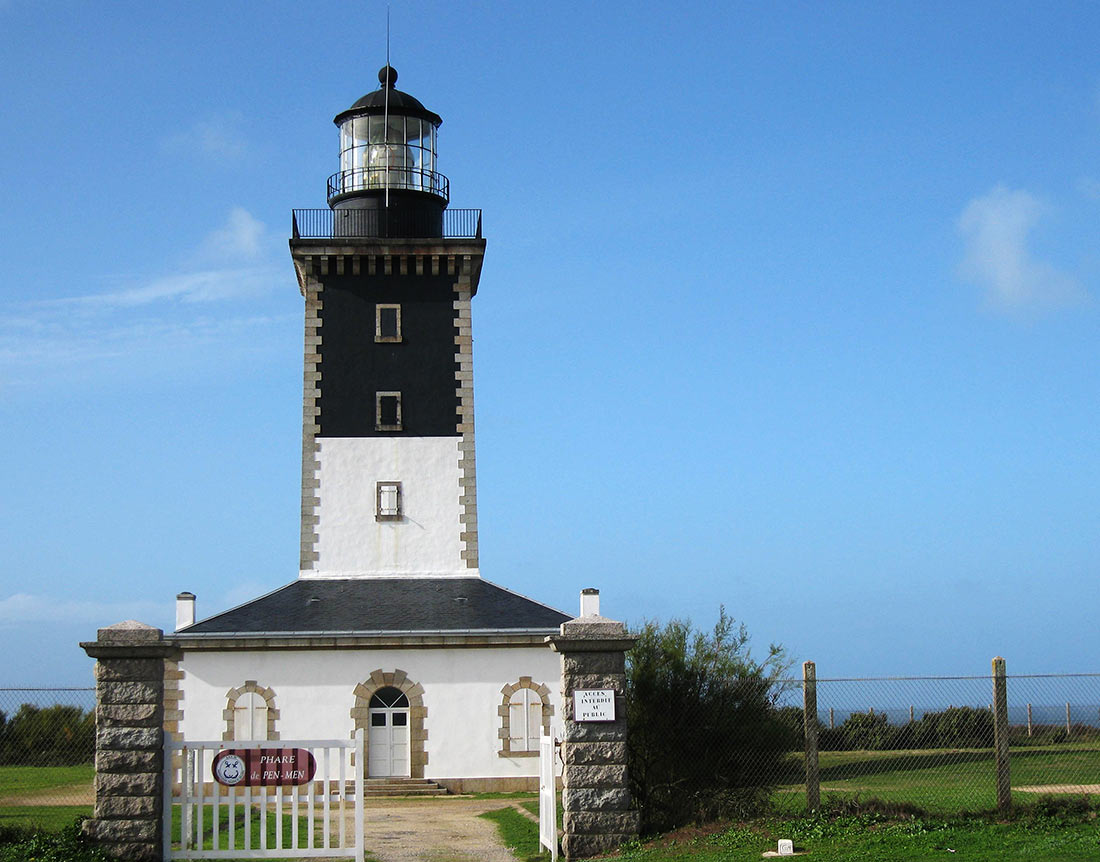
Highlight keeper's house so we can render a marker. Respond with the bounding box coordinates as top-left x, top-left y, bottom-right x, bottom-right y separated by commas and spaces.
169, 66, 573, 792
